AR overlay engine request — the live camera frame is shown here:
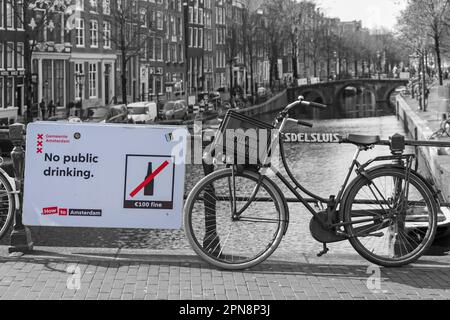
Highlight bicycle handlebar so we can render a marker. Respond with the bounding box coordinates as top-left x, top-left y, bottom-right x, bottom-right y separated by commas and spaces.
284, 96, 327, 113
